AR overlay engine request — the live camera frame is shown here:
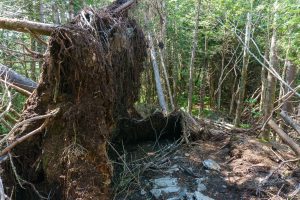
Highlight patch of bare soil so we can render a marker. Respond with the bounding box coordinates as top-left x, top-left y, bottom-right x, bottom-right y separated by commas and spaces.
112, 117, 300, 200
